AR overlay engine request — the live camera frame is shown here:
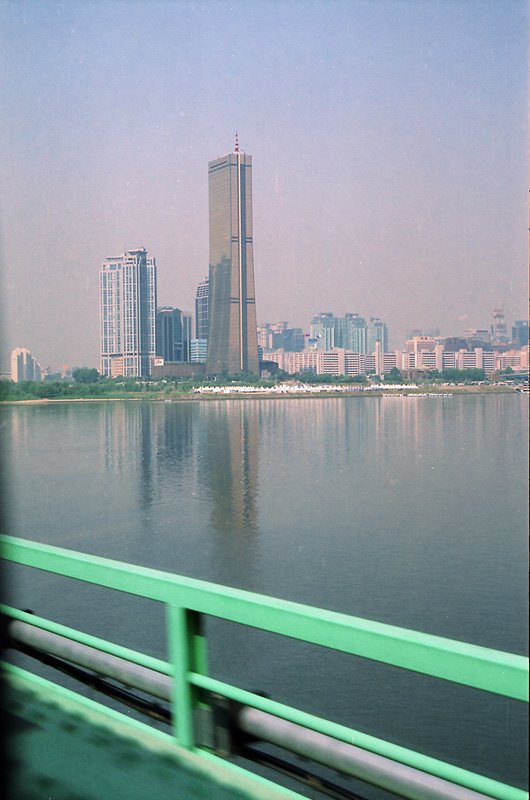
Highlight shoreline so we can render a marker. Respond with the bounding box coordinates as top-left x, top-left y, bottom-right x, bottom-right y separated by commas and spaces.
0, 385, 520, 405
